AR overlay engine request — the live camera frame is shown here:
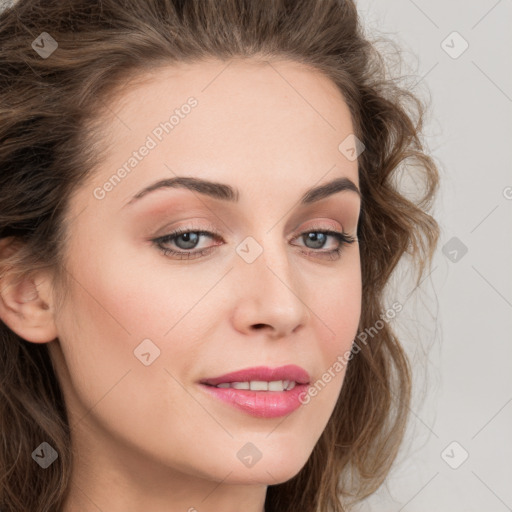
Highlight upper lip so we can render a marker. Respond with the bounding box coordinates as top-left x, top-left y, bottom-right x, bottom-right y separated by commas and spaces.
200, 365, 310, 386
